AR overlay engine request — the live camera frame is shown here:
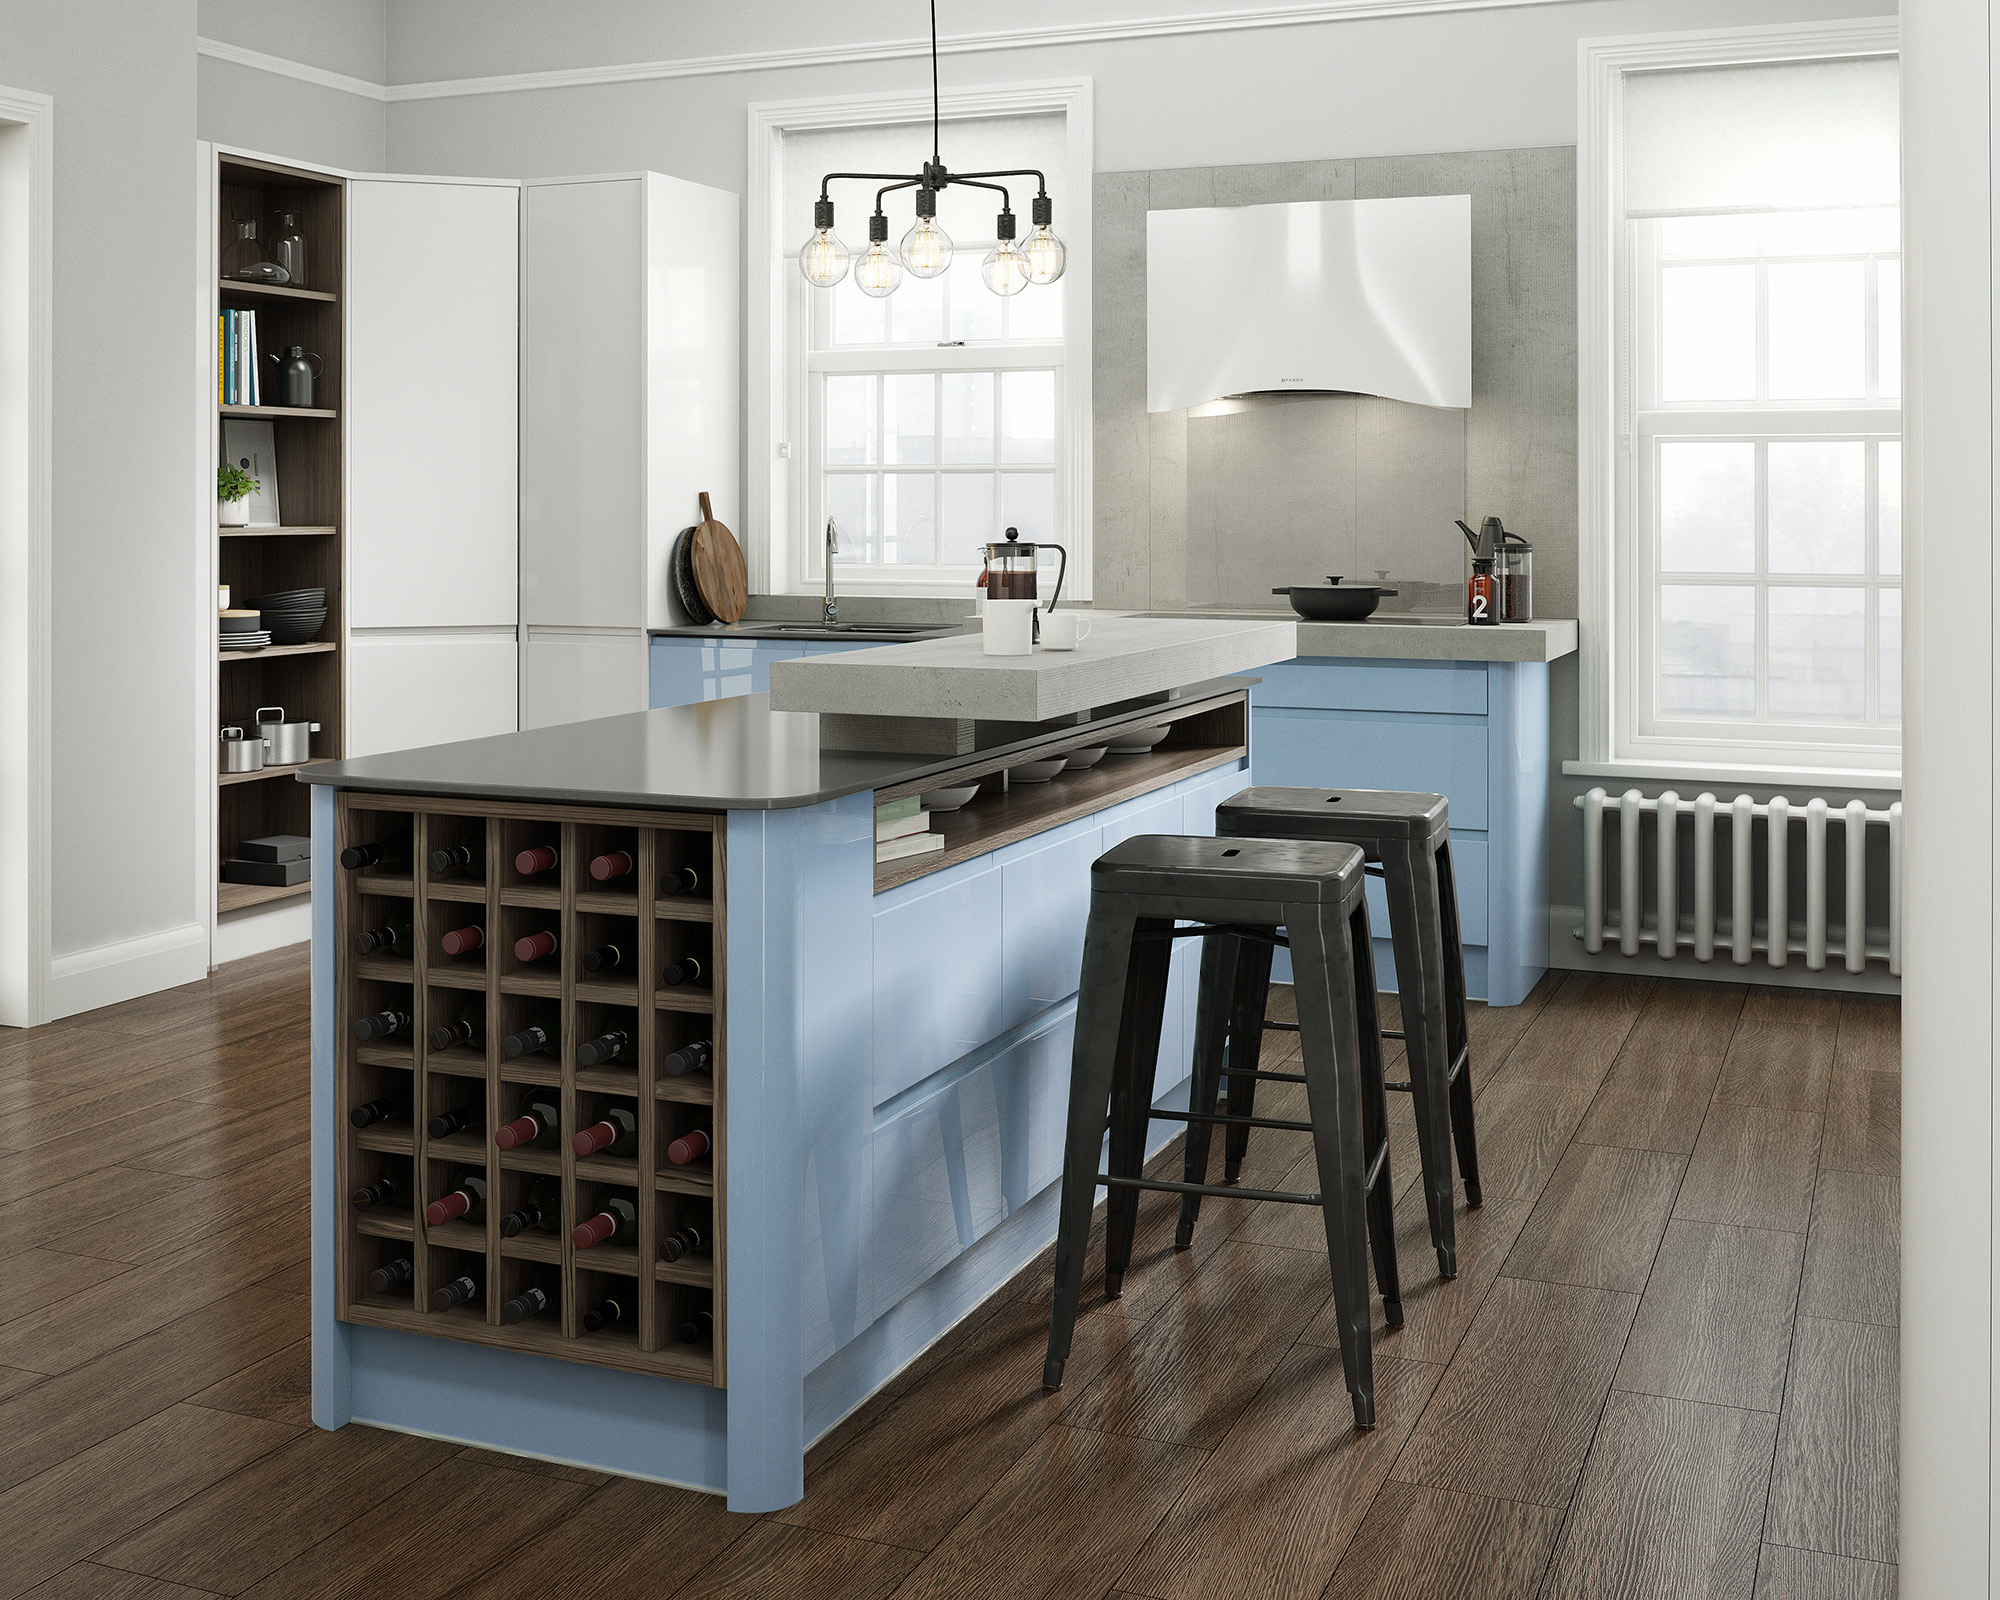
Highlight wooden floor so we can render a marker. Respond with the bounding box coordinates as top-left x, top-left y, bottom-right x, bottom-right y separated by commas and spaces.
0, 950, 1899, 1599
